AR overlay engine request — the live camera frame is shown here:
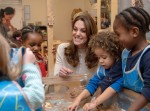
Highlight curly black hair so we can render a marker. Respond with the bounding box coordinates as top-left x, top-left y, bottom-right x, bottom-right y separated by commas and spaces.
89, 31, 124, 61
